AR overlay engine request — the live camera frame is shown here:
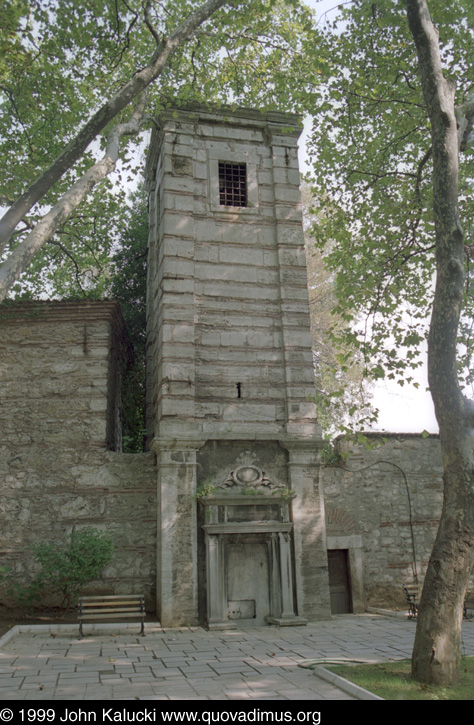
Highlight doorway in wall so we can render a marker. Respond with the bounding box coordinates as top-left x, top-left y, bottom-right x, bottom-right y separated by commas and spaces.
327, 549, 353, 614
